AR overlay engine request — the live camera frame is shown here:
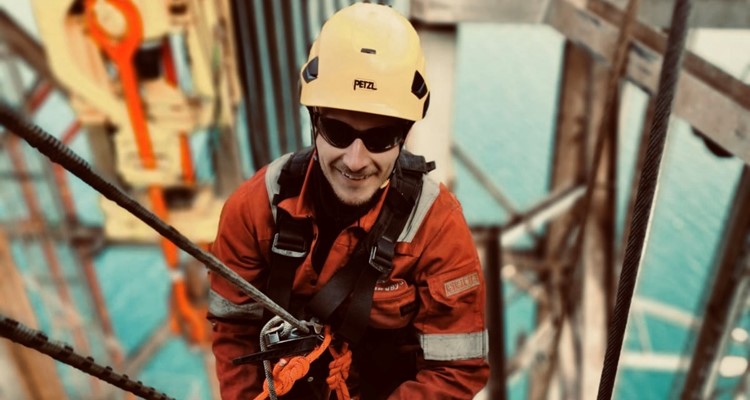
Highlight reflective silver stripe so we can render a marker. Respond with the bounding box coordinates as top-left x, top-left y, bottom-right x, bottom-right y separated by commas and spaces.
208, 289, 263, 320
265, 152, 294, 221
419, 330, 489, 361
397, 176, 440, 243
